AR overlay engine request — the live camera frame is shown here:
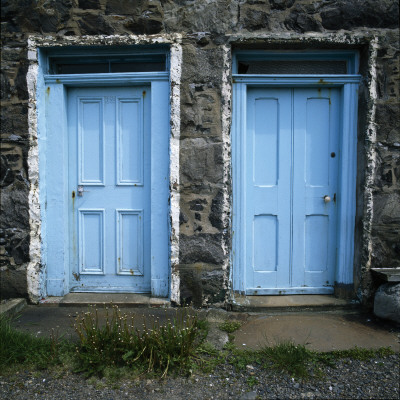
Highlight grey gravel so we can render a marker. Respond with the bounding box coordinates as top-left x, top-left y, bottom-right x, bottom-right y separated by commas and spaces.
0, 354, 398, 399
